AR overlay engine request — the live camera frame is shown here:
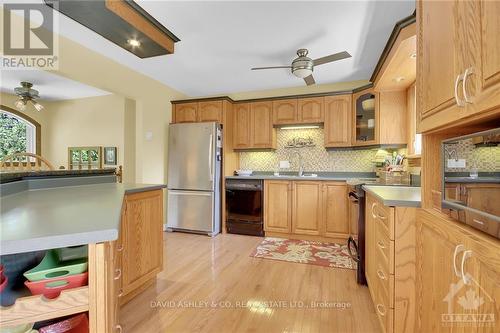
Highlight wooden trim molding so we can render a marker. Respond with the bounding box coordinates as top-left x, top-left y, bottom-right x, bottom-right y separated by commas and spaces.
1, 104, 41, 155
171, 83, 374, 105
370, 12, 416, 84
